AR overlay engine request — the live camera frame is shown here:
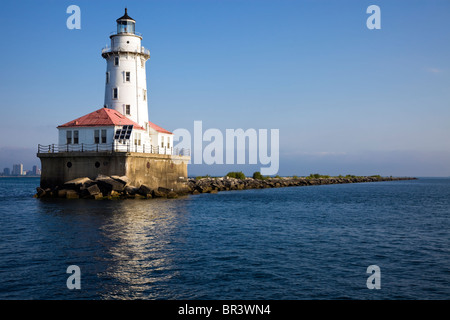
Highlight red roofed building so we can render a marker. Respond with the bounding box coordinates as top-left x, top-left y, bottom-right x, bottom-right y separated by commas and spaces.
57, 107, 174, 154
58, 107, 146, 130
